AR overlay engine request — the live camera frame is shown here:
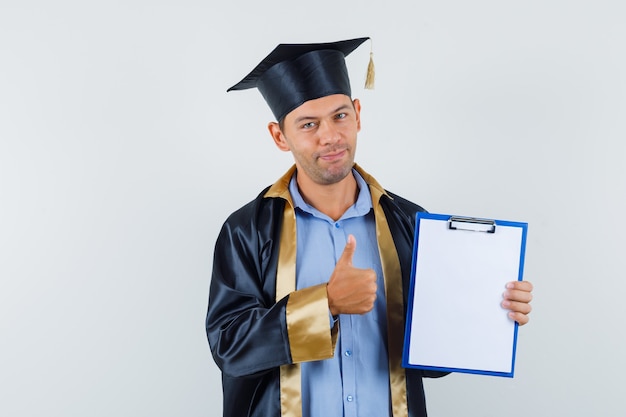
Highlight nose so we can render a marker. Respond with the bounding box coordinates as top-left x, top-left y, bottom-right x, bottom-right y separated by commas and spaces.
317, 120, 341, 146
